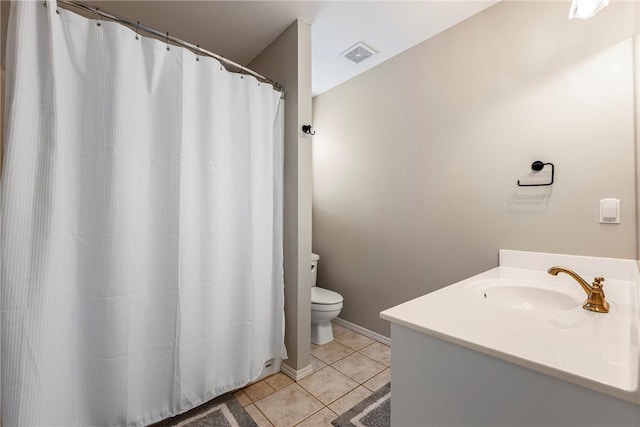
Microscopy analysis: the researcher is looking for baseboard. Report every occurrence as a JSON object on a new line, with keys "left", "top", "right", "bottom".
{"left": 280, "top": 362, "right": 313, "bottom": 381}
{"left": 333, "top": 317, "right": 391, "bottom": 346}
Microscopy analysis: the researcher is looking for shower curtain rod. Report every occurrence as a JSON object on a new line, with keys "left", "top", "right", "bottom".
{"left": 54, "top": 0, "right": 285, "bottom": 93}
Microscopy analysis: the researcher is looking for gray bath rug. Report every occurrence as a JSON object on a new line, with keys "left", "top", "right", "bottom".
{"left": 332, "top": 383, "right": 390, "bottom": 427}
{"left": 150, "top": 393, "right": 257, "bottom": 427}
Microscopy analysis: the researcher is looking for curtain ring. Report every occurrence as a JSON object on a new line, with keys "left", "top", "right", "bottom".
{"left": 166, "top": 32, "right": 170, "bottom": 51}
{"left": 95, "top": 7, "right": 101, "bottom": 26}
{"left": 195, "top": 44, "right": 200, "bottom": 62}
{"left": 135, "top": 21, "right": 140, "bottom": 40}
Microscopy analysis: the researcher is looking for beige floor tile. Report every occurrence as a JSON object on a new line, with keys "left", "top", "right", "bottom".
{"left": 332, "top": 352, "right": 386, "bottom": 383}
{"left": 310, "top": 355, "right": 327, "bottom": 372}
{"left": 232, "top": 390, "right": 252, "bottom": 407}
{"left": 264, "top": 372, "right": 294, "bottom": 391}
{"left": 358, "top": 341, "right": 391, "bottom": 367}
{"left": 244, "top": 380, "right": 276, "bottom": 402}
{"left": 254, "top": 383, "right": 324, "bottom": 427}
{"left": 295, "top": 407, "right": 338, "bottom": 427}
{"left": 333, "top": 330, "right": 374, "bottom": 351}
{"left": 245, "top": 404, "right": 274, "bottom": 427}
{"left": 362, "top": 368, "right": 391, "bottom": 392}
{"left": 310, "top": 340, "right": 354, "bottom": 365}
{"left": 298, "top": 366, "right": 358, "bottom": 405}
{"left": 330, "top": 322, "right": 350, "bottom": 336}
{"left": 328, "top": 386, "right": 372, "bottom": 415}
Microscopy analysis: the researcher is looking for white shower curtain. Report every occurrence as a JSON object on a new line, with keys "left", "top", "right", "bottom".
{"left": 1, "top": 2, "right": 286, "bottom": 426}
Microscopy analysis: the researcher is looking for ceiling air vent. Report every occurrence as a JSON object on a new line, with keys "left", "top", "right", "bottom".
{"left": 340, "top": 42, "right": 377, "bottom": 64}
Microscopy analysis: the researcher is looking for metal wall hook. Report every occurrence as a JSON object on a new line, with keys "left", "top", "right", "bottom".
{"left": 517, "top": 161, "right": 555, "bottom": 187}
{"left": 302, "top": 124, "right": 315, "bottom": 136}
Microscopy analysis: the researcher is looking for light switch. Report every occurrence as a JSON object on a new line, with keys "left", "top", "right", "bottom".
{"left": 600, "top": 198, "right": 620, "bottom": 224}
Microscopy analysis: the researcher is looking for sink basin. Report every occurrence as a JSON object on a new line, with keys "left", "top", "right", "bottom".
{"left": 474, "top": 280, "right": 581, "bottom": 312}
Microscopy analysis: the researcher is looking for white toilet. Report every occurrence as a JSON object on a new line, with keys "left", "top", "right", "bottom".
{"left": 311, "top": 253, "right": 344, "bottom": 345}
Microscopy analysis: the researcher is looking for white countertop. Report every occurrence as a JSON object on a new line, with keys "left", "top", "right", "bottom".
{"left": 380, "top": 250, "right": 640, "bottom": 404}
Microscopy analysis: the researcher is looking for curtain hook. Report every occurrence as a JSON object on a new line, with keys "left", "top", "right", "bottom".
{"left": 166, "top": 32, "right": 170, "bottom": 51}
{"left": 135, "top": 21, "right": 140, "bottom": 40}
{"left": 94, "top": 7, "right": 101, "bottom": 26}
{"left": 43, "top": 1, "right": 47, "bottom": 8}
{"left": 195, "top": 44, "right": 200, "bottom": 62}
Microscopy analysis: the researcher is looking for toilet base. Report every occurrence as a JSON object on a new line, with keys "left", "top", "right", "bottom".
{"left": 311, "top": 320, "right": 335, "bottom": 345}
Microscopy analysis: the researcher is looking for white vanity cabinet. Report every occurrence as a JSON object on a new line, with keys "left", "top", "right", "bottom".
{"left": 389, "top": 323, "right": 640, "bottom": 427}
{"left": 381, "top": 250, "right": 640, "bottom": 426}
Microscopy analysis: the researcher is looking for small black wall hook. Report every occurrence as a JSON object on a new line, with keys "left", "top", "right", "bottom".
{"left": 517, "top": 161, "right": 555, "bottom": 187}
{"left": 302, "top": 124, "right": 315, "bottom": 136}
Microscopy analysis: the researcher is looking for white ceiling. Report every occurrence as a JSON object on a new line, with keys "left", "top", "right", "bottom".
{"left": 308, "top": 1, "right": 498, "bottom": 95}
{"left": 2, "top": 1, "right": 499, "bottom": 96}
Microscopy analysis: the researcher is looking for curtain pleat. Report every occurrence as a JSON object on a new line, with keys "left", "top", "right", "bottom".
{"left": 1, "top": 2, "right": 286, "bottom": 426}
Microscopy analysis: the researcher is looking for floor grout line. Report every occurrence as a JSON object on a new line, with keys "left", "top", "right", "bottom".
{"left": 253, "top": 402, "right": 275, "bottom": 427}
{"left": 248, "top": 325, "right": 390, "bottom": 427}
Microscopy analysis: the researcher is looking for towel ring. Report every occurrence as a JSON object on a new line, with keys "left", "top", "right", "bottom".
{"left": 517, "top": 161, "right": 554, "bottom": 187}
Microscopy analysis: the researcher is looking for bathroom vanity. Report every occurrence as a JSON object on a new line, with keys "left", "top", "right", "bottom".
{"left": 380, "top": 250, "right": 640, "bottom": 427}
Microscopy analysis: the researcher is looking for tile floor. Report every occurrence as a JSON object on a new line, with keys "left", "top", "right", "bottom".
{"left": 233, "top": 322, "right": 391, "bottom": 427}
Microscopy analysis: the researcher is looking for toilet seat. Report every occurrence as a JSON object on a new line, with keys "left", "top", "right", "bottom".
{"left": 312, "top": 287, "right": 343, "bottom": 304}
{"left": 312, "top": 287, "right": 343, "bottom": 312}
{"left": 312, "top": 301, "right": 343, "bottom": 312}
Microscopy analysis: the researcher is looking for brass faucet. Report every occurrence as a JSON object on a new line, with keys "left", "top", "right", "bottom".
{"left": 547, "top": 266, "right": 609, "bottom": 313}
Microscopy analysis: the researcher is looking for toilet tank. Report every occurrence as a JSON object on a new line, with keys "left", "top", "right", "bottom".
{"left": 311, "top": 253, "right": 320, "bottom": 286}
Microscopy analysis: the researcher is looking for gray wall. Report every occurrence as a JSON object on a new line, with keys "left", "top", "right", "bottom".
{"left": 250, "top": 20, "right": 313, "bottom": 373}
{"left": 312, "top": 1, "right": 639, "bottom": 337}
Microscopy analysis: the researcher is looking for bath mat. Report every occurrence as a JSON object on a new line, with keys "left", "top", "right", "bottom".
{"left": 150, "top": 393, "right": 257, "bottom": 427}
{"left": 332, "top": 383, "right": 390, "bottom": 427}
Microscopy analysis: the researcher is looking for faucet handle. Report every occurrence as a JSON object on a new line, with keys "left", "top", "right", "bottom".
{"left": 592, "top": 277, "right": 606, "bottom": 298}
{"left": 583, "top": 276, "right": 609, "bottom": 313}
